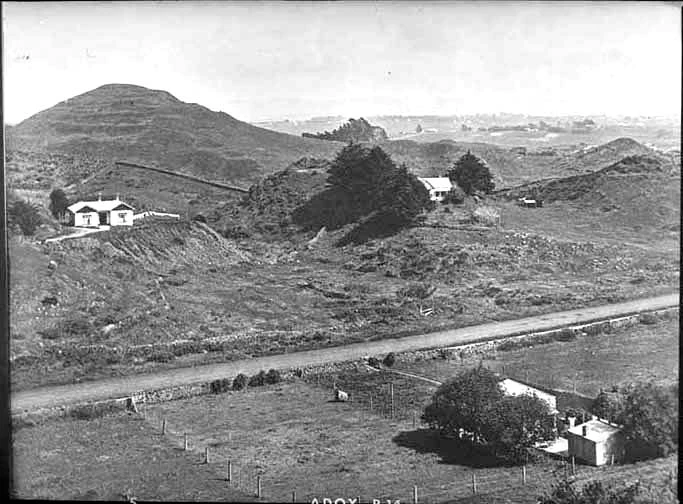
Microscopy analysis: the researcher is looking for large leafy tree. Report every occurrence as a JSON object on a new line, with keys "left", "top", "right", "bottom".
{"left": 423, "top": 365, "right": 504, "bottom": 443}
{"left": 49, "top": 188, "right": 70, "bottom": 218}
{"left": 447, "top": 151, "right": 495, "bottom": 195}
{"left": 423, "top": 365, "right": 554, "bottom": 463}
{"left": 483, "top": 394, "right": 555, "bottom": 463}
{"left": 617, "top": 381, "right": 678, "bottom": 461}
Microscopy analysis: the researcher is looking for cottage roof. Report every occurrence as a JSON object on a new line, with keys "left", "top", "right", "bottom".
{"left": 418, "top": 177, "right": 453, "bottom": 192}
{"left": 498, "top": 378, "right": 559, "bottom": 413}
{"left": 68, "top": 198, "right": 134, "bottom": 213}
{"left": 567, "top": 419, "right": 622, "bottom": 443}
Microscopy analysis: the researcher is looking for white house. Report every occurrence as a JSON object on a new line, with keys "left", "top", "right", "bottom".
{"left": 417, "top": 177, "right": 453, "bottom": 202}
{"left": 499, "top": 377, "right": 558, "bottom": 414}
{"left": 566, "top": 419, "right": 625, "bottom": 466}
{"left": 67, "top": 195, "right": 134, "bottom": 228}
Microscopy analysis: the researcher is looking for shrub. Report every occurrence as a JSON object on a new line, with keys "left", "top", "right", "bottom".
{"left": 556, "top": 328, "right": 577, "bottom": 342}
{"left": 383, "top": 352, "right": 396, "bottom": 367}
{"left": 8, "top": 199, "right": 42, "bottom": 236}
{"left": 248, "top": 370, "right": 267, "bottom": 387}
{"left": 210, "top": 378, "right": 232, "bottom": 394}
{"left": 265, "top": 368, "right": 282, "bottom": 384}
{"left": 471, "top": 206, "right": 500, "bottom": 226}
{"left": 232, "top": 373, "right": 248, "bottom": 390}
{"left": 147, "top": 349, "right": 175, "bottom": 363}
{"left": 442, "top": 186, "right": 466, "bottom": 205}
{"left": 367, "top": 357, "right": 381, "bottom": 368}
{"left": 639, "top": 313, "right": 657, "bottom": 325}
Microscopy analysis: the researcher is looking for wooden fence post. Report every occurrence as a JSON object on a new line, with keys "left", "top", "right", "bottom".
{"left": 227, "top": 460, "right": 232, "bottom": 482}
{"left": 472, "top": 473, "right": 477, "bottom": 494}
{"left": 413, "top": 411, "right": 417, "bottom": 429}
{"left": 369, "top": 393, "right": 373, "bottom": 412}
{"left": 522, "top": 465, "right": 527, "bottom": 485}
{"left": 292, "top": 491, "right": 296, "bottom": 503}
{"left": 257, "top": 475, "right": 262, "bottom": 498}
{"left": 184, "top": 433, "right": 189, "bottom": 451}
{"left": 610, "top": 454, "right": 614, "bottom": 466}
{"left": 571, "top": 456, "right": 576, "bottom": 475}
{"left": 413, "top": 485, "right": 418, "bottom": 504}
{"left": 390, "top": 383, "right": 395, "bottom": 419}
{"left": 162, "top": 418, "right": 167, "bottom": 435}
{"left": 205, "top": 446, "right": 210, "bottom": 464}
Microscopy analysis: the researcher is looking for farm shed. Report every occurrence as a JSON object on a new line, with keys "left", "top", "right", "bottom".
{"left": 67, "top": 195, "right": 134, "bottom": 228}
{"left": 417, "top": 177, "right": 454, "bottom": 202}
{"left": 566, "top": 419, "right": 625, "bottom": 466}
{"left": 499, "top": 378, "right": 558, "bottom": 414}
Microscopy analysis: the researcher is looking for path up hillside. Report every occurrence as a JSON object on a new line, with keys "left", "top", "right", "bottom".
{"left": 7, "top": 84, "right": 342, "bottom": 186}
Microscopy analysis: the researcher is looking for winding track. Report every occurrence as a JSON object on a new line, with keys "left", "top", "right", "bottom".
{"left": 11, "top": 293, "right": 678, "bottom": 413}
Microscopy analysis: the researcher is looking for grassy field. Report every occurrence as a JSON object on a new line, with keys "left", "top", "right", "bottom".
{"left": 391, "top": 314, "right": 679, "bottom": 399}
{"left": 11, "top": 411, "right": 255, "bottom": 501}
{"left": 130, "top": 377, "right": 676, "bottom": 503}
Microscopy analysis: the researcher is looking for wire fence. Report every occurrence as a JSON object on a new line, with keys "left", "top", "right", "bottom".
{"left": 136, "top": 371, "right": 678, "bottom": 503}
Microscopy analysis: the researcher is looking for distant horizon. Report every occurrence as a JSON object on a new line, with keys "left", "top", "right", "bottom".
{"left": 3, "top": 81, "right": 679, "bottom": 128}
{"left": 4, "top": 2, "right": 681, "bottom": 125}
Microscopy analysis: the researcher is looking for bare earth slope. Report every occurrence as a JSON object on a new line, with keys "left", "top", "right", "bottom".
{"left": 7, "top": 83, "right": 342, "bottom": 186}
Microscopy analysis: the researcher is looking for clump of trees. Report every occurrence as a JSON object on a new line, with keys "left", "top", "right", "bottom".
{"left": 293, "top": 143, "right": 433, "bottom": 244}
{"left": 422, "top": 365, "right": 554, "bottom": 463}
{"left": 447, "top": 151, "right": 495, "bottom": 195}
{"left": 591, "top": 381, "right": 678, "bottom": 462}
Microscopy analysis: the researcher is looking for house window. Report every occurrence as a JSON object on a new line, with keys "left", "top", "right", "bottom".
{"left": 118, "top": 212, "right": 127, "bottom": 222}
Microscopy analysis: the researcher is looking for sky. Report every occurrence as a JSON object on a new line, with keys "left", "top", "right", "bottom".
{"left": 3, "top": 1, "right": 681, "bottom": 124}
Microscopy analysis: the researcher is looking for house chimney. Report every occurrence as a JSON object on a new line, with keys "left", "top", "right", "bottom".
{"left": 115, "top": 193, "right": 120, "bottom": 201}
{"left": 582, "top": 425, "right": 588, "bottom": 437}
{"left": 568, "top": 416, "right": 576, "bottom": 429}
{"left": 98, "top": 192, "right": 102, "bottom": 201}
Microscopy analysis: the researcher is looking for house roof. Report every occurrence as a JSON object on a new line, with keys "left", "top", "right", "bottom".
{"left": 68, "top": 198, "right": 134, "bottom": 213}
{"left": 499, "top": 378, "right": 559, "bottom": 413}
{"left": 418, "top": 177, "right": 453, "bottom": 192}
{"left": 567, "top": 419, "right": 622, "bottom": 443}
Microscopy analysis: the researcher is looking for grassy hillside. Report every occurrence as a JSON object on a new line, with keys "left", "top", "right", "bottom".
{"left": 377, "top": 137, "right": 666, "bottom": 188}
{"left": 7, "top": 83, "right": 342, "bottom": 186}
{"left": 496, "top": 154, "right": 680, "bottom": 249}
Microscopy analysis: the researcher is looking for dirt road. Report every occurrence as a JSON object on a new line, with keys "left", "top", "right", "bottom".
{"left": 11, "top": 294, "right": 678, "bottom": 413}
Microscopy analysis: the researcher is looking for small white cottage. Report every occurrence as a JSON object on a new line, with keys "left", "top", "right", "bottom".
{"left": 566, "top": 419, "right": 625, "bottom": 466}
{"left": 417, "top": 177, "right": 453, "bottom": 202}
{"left": 66, "top": 195, "right": 134, "bottom": 228}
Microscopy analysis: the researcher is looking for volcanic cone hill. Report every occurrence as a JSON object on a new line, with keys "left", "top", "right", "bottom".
{"left": 7, "top": 84, "right": 342, "bottom": 186}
